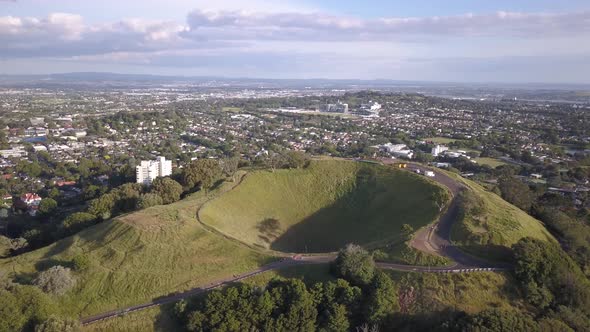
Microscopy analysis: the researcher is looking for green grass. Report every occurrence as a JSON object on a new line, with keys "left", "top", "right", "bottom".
{"left": 0, "top": 175, "right": 272, "bottom": 318}
{"left": 388, "top": 271, "right": 524, "bottom": 314}
{"left": 424, "top": 137, "right": 465, "bottom": 144}
{"left": 244, "top": 264, "right": 335, "bottom": 287}
{"left": 221, "top": 107, "right": 243, "bottom": 112}
{"left": 200, "top": 160, "right": 447, "bottom": 253}
{"left": 82, "top": 305, "right": 181, "bottom": 332}
{"left": 474, "top": 157, "right": 507, "bottom": 168}
{"left": 373, "top": 241, "right": 452, "bottom": 267}
{"left": 449, "top": 173, "right": 555, "bottom": 260}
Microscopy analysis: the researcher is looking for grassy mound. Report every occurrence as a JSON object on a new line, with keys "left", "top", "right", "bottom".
{"left": 450, "top": 174, "right": 555, "bottom": 261}
{"left": 199, "top": 160, "right": 448, "bottom": 253}
{"left": 0, "top": 176, "right": 271, "bottom": 318}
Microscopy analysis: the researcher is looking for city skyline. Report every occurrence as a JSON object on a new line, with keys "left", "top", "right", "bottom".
{"left": 1, "top": 0, "right": 589, "bottom": 83}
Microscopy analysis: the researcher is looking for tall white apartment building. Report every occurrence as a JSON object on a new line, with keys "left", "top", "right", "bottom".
{"left": 431, "top": 145, "right": 449, "bottom": 157}
{"left": 136, "top": 156, "right": 172, "bottom": 185}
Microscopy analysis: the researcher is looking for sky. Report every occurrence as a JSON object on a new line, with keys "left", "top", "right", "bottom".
{"left": 1, "top": 0, "right": 589, "bottom": 83}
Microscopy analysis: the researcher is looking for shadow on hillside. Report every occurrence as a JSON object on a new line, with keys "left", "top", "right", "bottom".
{"left": 34, "top": 258, "right": 74, "bottom": 271}
{"left": 42, "top": 235, "right": 75, "bottom": 259}
{"left": 151, "top": 303, "right": 186, "bottom": 331}
{"left": 450, "top": 243, "right": 514, "bottom": 265}
{"left": 270, "top": 165, "right": 424, "bottom": 253}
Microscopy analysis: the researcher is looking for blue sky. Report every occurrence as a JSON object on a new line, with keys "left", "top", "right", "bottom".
{"left": 1, "top": 0, "right": 589, "bottom": 83}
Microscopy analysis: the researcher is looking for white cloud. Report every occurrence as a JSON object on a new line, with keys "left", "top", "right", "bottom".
{"left": 0, "top": 8, "right": 589, "bottom": 82}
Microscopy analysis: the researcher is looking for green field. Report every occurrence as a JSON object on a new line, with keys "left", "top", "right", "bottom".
{"left": 474, "top": 157, "right": 507, "bottom": 168}
{"left": 221, "top": 107, "right": 243, "bottom": 112}
{"left": 0, "top": 176, "right": 272, "bottom": 318}
{"left": 199, "top": 160, "right": 448, "bottom": 253}
{"left": 424, "top": 137, "right": 465, "bottom": 144}
{"left": 450, "top": 173, "right": 555, "bottom": 260}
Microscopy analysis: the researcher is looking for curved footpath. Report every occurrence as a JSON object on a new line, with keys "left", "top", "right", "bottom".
{"left": 81, "top": 160, "right": 509, "bottom": 325}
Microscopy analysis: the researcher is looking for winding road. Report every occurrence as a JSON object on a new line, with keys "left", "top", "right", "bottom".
{"left": 81, "top": 160, "right": 508, "bottom": 326}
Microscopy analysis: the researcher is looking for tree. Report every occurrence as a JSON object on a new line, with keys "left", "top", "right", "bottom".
{"left": 498, "top": 176, "right": 533, "bottom": 212}
{"left": 401, "top": 224, "right": 414, "bottom": 239}
{"left": 220, "top": 157, "right": 240, "bottom": 180}
{"left": 35, "top": 316, "right": 80, "bottom": 332}
{"left": 0, "top": 283, "right": 55, "bottom": 332}
{"left": 365, "top": 272, "right": 398, "bottom": 324}
{"left": 38, "top": 198, "right": 58, "bottom": 216}
{"left": 151, "top": 177, "right": 183, "bottom": 204}
{"left": 71, "top": 254, "right": 90, "bottom": 271}
{"left": 136, "top": 193, "right": 163, "bottom": 209}
{"left": 9, "top": 237, "right": 28, "bottom": 254}
{"left": 325, "top": 303, "right": 350, "bottom": 332}
{"left": 87, "top": 193, "right": 116, "bottom": 220}
{"left": 61, "top": 212, "right": 96, "bottom": 235}
{"left": 267, "top": 153, "right": 286, "bottom": 172}
{"left": 457, "top": 309, "right": 538, "bottom": 332}
{"left": 333, "top": 244, "right": 376, "bottom": 286}
{"left": 284, "top": 151, "right": 310, "bottom": 169}
{"left": 33, "top": 266, "right": 76, "bottom": 296}
{"left": 181, "top": 159, "right": 222, "bottom": 191}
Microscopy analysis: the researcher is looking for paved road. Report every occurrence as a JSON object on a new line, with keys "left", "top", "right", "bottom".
{"left": 380, "top": 159, "right": 508, "bottom": 268}
{"left": 81, "top": 159, "right": 507, "bottom": 325}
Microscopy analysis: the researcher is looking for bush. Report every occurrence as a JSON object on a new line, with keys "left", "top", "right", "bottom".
{"left": 151, "top": 177, "right": 183, "bottom": 204}
{"left": 71, "top": 254, "right": 90, "bottom": 271}
{"left": 136, "top": 193, "right": 164, "bottom": 209}
{"left": 33, "top": 266, "right": 76, "bottom": 296}
{"left": 61, "top": 212, "right": 97, "bottom": 235}
{"left": 333, "top": 244, "right": 375, "bottom": 286}
{"left": 35, "top": 316, "right": 80, "bottom": 332}
{"left": 38, "top": 198, "right": 58, "bottom": 215}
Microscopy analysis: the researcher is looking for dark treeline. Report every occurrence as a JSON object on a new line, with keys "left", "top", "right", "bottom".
{"left": 169, "top": 240, "right": 590, "bottom": 332}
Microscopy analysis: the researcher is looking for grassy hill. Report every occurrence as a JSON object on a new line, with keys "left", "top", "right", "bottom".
{"left": 199, "top": 160, "right": 448, "bottom": 253}
{"left": 0, "top": 175, "right": 271, "bottom": 318}
{"left": 450, "top": 173, "right": 555, "bottom": 261}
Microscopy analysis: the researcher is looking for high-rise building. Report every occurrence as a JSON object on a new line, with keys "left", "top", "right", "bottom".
{"left": 136, "top": 156, "right": 172, "bottom": 185}
{"left": 431, "top": 145, "right": 449, "bottom": 157}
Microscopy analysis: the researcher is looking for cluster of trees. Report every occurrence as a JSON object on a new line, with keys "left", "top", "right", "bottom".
{"left": 494, "top": 174, "right": 590, "bottom": 276}
{"left": 175, "top": 244, "right": 397, "bottom": 332}
{"left": 511, "top": 237, "right": 590, "bottom": 330}
{"left": 170, "top": 241, "right": 590, "bottom": 332}
{"left": 0, "top": 276, "right": 78, "bottom": 332}
{"left": 255, "top": 151, "right": 312, "bottom": 172}
{"left": 8, "top": 158, "right": 234, "bottom": 255}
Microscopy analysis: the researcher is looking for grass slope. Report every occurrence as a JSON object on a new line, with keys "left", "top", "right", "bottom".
{"left": 200, "top": 160, "right": 447, "bottom": 253}
{"left": 450, "top": 173, "right": 555, "bottom": 260}
{"left": 0, "top": 175, "right": 271, "bottom": 318}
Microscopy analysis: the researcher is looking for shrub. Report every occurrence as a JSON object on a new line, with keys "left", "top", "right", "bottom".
{"left": 333, "top": 244, "right": 375, "bottom": 286}
{"left": 33, "top": 266, "right": 76, "bottom": 296}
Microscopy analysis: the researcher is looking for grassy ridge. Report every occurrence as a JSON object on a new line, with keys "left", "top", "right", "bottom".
{"left": 450, "top": 173, "right": 555, "bottom": 260}
{"left": 0, "top": 175, "right": 271, "bottom": 317}
{"left": 200, "top": 160, "right": 447, "bottom": 253}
